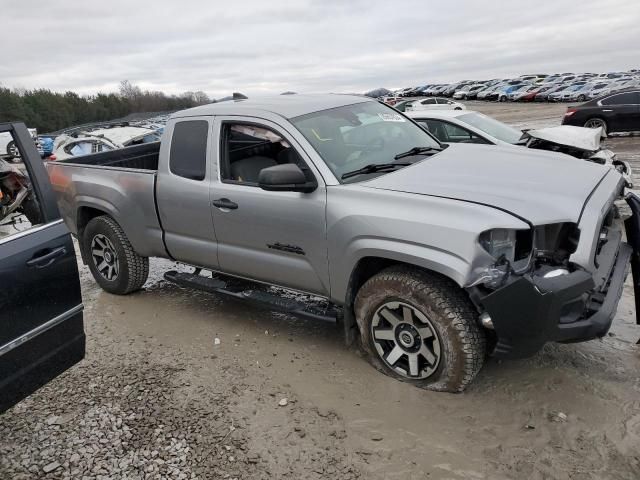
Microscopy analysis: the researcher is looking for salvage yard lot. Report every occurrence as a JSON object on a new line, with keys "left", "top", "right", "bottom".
{"left": 1, "top": 102, "right": 640, "bottom": 480}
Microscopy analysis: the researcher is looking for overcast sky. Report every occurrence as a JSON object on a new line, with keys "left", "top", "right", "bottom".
{"left": 2, "top": 0, "right": 638, "bottom": 98}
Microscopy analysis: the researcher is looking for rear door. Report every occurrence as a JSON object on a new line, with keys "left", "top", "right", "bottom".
{"left": 155, "top": 117, "right": 219, "bottom": 268}
{"left": 0, "top": 123, "right": 84, "bottom": 414}
{"left": 599, "top": 92, "right": 640, "bottom": 131}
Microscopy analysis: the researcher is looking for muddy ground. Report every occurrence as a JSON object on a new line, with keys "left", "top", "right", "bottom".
{"left": 1, "top": 102, "right": 640, "bottom": 480}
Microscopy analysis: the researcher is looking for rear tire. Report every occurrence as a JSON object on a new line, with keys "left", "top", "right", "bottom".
{"left": 584, "top": 117, "right": 608, "bottom": 136}
{"left": 5, "top": 141, "right": 18, "bottom": 160}
{"left": 355, "top": 266, "right": 486, "bottom": 392}
{"left": 83, "top": 215, "right": 149, "bottom": 294}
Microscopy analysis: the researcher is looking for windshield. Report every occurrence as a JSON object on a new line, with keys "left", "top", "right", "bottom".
{"left": 291, "top": 101, "right": 441, "bottom": 183}
{"left": 457, "top": 112, "right": 522, "bottom": 144}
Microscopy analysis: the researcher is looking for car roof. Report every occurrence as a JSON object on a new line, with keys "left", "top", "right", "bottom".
{"left": 79, "top": 126, "right": 156, "bottom": 145}
{"left": 172, "top": 94, "right": 372, "bottom": 120}
{"left": 404, "top": 109, "right": 470, "bottom": 120}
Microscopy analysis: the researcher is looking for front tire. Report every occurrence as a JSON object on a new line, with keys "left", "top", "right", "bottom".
{"left": 355, "top": 266, "right": 486, "bottom": 392}
{"left": 83, "top": 215, "right": 149, "bottom": 294}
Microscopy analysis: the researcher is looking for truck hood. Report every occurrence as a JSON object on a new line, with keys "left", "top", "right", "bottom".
{"left": 362, "top": 143, "right": 610, "bottom": 224}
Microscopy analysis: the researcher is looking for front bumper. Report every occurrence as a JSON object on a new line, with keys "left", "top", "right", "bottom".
{"left": 479, "top": 193, "right": 640, "bottom": 359}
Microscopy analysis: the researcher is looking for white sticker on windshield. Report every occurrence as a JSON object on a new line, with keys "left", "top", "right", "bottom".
{"left": 378, "top": 113, "right": 405, "bottom": 122}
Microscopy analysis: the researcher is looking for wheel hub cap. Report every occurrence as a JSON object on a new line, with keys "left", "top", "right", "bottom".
{"left": 399, "top": 331, "right": 415, "bottom": 347}
{"left": 371, "top": 301, "right": 442, "bottom": 379}
{"left": 91, "top": 234, "right": 119, "bottom": 281}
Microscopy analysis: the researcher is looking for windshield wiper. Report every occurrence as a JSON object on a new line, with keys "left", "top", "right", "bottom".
{"left": 341, "top": 162, "right": 412, "bottom": 180}
{"left": 394, "top": 146, "right": 443, "bottom": 160}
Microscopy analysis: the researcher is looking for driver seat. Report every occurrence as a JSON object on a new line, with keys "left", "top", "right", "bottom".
{"left": 230, "top": 156, "right": 277, "bottom": 183}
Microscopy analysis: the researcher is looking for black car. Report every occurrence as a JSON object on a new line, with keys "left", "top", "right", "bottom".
{"left": 0, "top": 122, "right": 85, "bottom": 414}
{"left": 562, "top": 89, "right": 640, "bottom": 135}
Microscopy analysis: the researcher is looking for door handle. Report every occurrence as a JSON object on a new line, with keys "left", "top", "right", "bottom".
{"left": 26, "top": 246, "right": 67, "bottom": 268}
{"left": 212, "top": 198, "right": 238, "bottom": 210}
{"left": 602, "top": 109, "right": 613, "bottom": 112}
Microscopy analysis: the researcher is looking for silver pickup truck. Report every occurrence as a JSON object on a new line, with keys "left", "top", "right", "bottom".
{"left": 47, "top": 94, "right": 640, "bottom": 392}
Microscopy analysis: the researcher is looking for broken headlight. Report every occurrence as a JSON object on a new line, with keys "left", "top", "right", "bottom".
{"left": 470, "top": 228, "right": 533, "bottom": 288}
{"left": 479, "top": 228, "right": 533, "bottom": 264}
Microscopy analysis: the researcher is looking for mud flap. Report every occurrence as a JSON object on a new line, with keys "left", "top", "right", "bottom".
{"left": 624, "top": 192, "right": 640, "bottom": 341}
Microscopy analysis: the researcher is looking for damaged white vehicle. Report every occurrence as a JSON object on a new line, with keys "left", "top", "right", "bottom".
{"left": 406, "top": 110, "right": 632, "bottom": 185}
{"left": 0, "top": 128, "right": 40, "bottom": 160}
{"left": 520, "top": 125, "right": 631, "bottom": 185}
{"left": 51, "top": 126, "right": 160, "bottom": 161}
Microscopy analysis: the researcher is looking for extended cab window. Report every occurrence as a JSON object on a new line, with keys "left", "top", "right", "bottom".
{"left": 169, "top": 120, "right": 208, "bottom": 180}
{"left": 220, "top": 123, "right": 311, "bottom": 185}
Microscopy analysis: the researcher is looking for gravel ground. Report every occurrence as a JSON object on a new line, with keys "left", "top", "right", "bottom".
{"left": 1, "top": 102, "right": 640, "bottom": 479}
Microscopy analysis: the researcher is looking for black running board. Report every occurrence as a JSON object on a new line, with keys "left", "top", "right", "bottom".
{"left": 164, "top": 270, "right": 339, "bottom": 323}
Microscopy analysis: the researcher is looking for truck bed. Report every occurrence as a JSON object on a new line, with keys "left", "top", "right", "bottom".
{"left": 46, "top": 141, "right": 166, "bottom": 259}
{"left": 56, "top": 142, "right": 160, "bottom": 170}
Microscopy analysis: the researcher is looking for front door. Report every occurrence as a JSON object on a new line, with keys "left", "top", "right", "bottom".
{"left": 209, "top": 117, "right": 329, "bottom": 295}
{"left": 0, "top": 123, "right": 84, "bottom": 413}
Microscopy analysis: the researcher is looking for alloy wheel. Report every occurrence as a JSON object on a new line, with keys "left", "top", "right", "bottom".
{"left": 7, "top": 142, "right": 19, "bottom": 158}
{"left": 584, "top": 118, "right": 607, "bottom": 135}
{"left": 91, "top": 234, "right": 119, "bottom": 281}
{"left": 371, "top": 301, "right": 441, "bottom": 379}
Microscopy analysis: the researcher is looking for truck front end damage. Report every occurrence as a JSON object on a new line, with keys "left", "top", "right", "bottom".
{"left": 468, "top": 173, "right": 638, "bottom": 359}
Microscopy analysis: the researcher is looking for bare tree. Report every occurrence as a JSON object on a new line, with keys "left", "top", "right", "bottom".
{"left": 192, "top": 91, "right": 210, "bottom": 104}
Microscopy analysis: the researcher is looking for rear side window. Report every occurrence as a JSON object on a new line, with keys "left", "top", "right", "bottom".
{"left": 601, "top": 92, "right": 639, "bottom": 105}
{"left": 169, "top": 120, "right": 208, "bottom": 180}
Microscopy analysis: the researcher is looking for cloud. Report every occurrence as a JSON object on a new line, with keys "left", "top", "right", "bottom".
{"left": 1, "top": 0, "right": 638, "bottom": 98}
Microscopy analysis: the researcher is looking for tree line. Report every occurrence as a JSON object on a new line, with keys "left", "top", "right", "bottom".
{"left": 0, "top": 80, "right": 211, "bottom": 133}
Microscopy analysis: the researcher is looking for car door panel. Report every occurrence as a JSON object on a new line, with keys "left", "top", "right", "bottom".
{"left": 156, "top": 117, "right": 219, "bottom": 268}
{"left": 210, "top": 117, "right": 330, "bottom": 295}
{"left": 0, "top": 123, "right": 84, "bottom": 413}
{"left": 600, "top": 92, "right": 640, "bottom": 132}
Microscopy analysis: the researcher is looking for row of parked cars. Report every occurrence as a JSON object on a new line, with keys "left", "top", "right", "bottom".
{"left": 386, "top": 70, "right": 640, "bottom": 103}
{"left": 0, "top": 116, "right": 167, "bottom": 163}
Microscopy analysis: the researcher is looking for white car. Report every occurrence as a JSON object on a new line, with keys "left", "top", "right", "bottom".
{"left": 405, "top": 97, "right": 466, "bottom": 112}
{"left": 0, "top": 128, "right": 39, "bottom": 159}
{"left": 404, "top": 109, "right": 631, "bottom": 184}
{"left": 51, "top": 126, "right": 160, "bottom": 161}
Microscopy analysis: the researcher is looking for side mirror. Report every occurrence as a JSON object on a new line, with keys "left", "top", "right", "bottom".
{"left": 258, "top": 164, "right": 317, "bottom": 193}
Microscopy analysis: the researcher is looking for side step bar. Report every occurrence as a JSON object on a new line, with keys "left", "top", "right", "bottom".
{"left": 164, "top": 270, "right": 339, "bottom": 324}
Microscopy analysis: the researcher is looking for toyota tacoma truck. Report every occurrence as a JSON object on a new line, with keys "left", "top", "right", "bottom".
{"left": 47, "top": 95, "right": 640, "bottom": 392}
